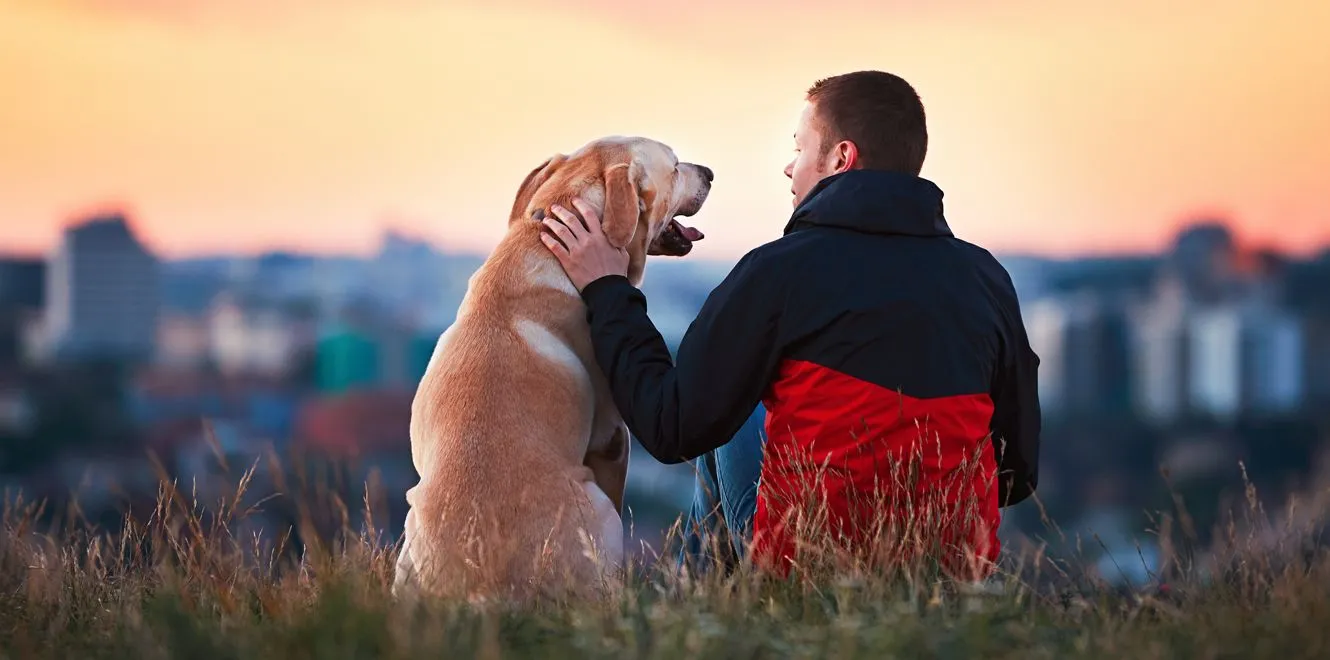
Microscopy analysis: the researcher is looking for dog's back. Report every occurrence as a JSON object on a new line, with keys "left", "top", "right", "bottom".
{"left": 395, "top": 233, "right": 617, "bottom": 603}
{"left": 393, "top": 136, "right": 713, "bottom": 605}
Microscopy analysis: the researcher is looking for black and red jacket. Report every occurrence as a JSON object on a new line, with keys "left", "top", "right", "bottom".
{"left": 580, "top": 169, "right": 1041, "bottom": 577}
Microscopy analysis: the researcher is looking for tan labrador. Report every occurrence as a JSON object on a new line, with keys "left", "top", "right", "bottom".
{"left": 392, "top": 136, "right": 712, "bottom": 605}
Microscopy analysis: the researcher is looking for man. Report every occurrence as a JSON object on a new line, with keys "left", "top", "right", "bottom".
{"left": 539, "top": 70, "right": 1040, "bottom": 580}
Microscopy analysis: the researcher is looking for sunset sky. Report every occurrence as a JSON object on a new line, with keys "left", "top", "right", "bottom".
{"left": 2, "top": 0, "right": 1328, "bottom": 262}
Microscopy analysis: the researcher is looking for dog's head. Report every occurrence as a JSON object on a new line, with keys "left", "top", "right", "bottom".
{"left": 509, "top": 136, "right": 713, "bottom": 267}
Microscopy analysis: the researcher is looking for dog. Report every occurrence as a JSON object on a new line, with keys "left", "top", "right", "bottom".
{"left": 392, "top": 136, "right": 713, "bottom": 605}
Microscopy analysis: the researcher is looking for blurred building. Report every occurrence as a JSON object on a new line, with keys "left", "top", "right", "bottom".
{"left": 1188, "top": 307, "right": 1243, "bottom": 418}
{"left": 207, "top": 292, "right": 317, "bottom": 378}
{"left": 1130, "top": 275, "right": 1193, "bottom": 423}
{"left": 1168, "top": 221, "right": 1240, "bottom": 304}
{"left": 1026, "top": 294, "right": 1133, "bottom": 417}
{"left": 1305, "top": 318, "right": 1330, "bottom": 408}
{"left": 316, "top": 326, "right": 381, "bottom": 393}
{"left": 230, "top": 252, "right": 320, "bottom": 301}
{"left": 314, "top": 300, "right": 437, "bottom": 394}
{"left": 1247, "top": 310, "right": 1304, "bottom": 413}
{"left": 293, "top": 389, "right": 414, "bottom": 463}
{"left": 0, "top": 258, "right": 44, "bottom": 308}
{"left": 1189, "top": 303, "right": 1304, "bottom": 419}
{"left": 1285, "top": 253, "right": 1330, "bottom": 408}
{"left": 127, "top": 369, "right": 304, "bottom": 449}
{"left": 371, "top": 228, "right": 447, "bottom": 325}
{"left": 0, "top": 257, "right": 45, "bottom": 369}
{"left": 996, "top": 256, "right": 1056, "bottom": 304}
{"left": 1126, "top": 220, "right": 1240, "bottom": 424}
{"left": 42, "top": 213, "right": 160, "bottom": 363}
{"left": 155, "top": 312, "right": 211, "bottom": 369}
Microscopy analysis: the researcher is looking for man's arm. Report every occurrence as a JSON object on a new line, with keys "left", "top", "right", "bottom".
{"left": 990, "top": 273, "right": 1042, "bottom": 507}
{"left": 578, "top": 252, "right": 785, "bottom": 464}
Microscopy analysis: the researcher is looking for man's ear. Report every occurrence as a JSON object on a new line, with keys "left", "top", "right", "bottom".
{"left": 509, "top": 154, "right": 566, "bottom": 224}
{"left": 830, "top": 139, "right": 859, "bottom": 173}
{"left": 601, "top": 162, "right": 642, "bottom": 249}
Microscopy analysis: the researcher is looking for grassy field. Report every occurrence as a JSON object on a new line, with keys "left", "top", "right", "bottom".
{"left": 1, "top": 453, "right": 1329, "bottom": 660}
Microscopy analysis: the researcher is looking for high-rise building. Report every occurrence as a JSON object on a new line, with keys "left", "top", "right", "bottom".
{"left": 1131, "top": 275, "right": 1192, "bottom": 423}
{"left": 1188, "top": 302, "right": 1305, "bottom": 419}
{"left": 1244, "top": 308, "right": 1304, "bottom": 414}
{"left": 1026, "top": 298, "right": 1071, "bottom": 414}
{"left": 1026, "top": 294, "right": 1133, "bottom": 418}
{"left": 0, "top": 257, "right": 45, "bottom": 368}
{"left": 1188, "top": 307, "right": 1244, "bottom": 418}
{"left": 44, "top": 212, "right": 161, "bottom": 363}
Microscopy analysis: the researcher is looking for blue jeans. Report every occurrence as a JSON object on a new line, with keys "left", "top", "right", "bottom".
{"left": 678, "top": 403, "right": 767, "bottom": 574}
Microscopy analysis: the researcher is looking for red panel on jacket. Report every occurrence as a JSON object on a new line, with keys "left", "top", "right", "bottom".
{"left": 751, "top": 359, "right": 1002, "bottom": 580}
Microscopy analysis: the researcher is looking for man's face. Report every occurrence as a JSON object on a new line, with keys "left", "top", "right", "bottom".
{"left": 783, "top": 102, "right": 840, "bottom": 208}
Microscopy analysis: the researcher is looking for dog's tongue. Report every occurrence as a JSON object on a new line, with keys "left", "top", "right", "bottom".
{"left": 678, "top": 224, "right": 705, "bottom": 241}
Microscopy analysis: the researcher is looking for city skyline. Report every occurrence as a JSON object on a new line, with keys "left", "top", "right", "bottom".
{"left": 6, "top": 203, "right": 1323, "bottom": 425}
{"left": 3, "top": 0, "right": 1329, "bottom": 261}
{"left": 4, "top": 209, "right": 1328, "bottom": 266}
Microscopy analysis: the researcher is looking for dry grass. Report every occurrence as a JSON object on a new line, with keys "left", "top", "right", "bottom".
{"left": 1, "top": 443, "right": 1329, "bottom": 659}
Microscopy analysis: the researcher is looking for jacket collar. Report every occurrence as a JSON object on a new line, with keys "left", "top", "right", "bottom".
{"left": 783, "top": 169, "right": 953, "bottom": 238}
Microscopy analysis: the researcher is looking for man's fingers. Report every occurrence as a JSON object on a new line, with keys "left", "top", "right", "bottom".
{"left": 539, "top": 216, "right": 577, "bottom": 250}
{"left": 550, "top": 204, "right": 588, "bottom": 238}
{"left": 539, "top": 230, "right": 569, "bottom": 255}
{"left": 572, "top": 198, "right": 602, "bottom": 236}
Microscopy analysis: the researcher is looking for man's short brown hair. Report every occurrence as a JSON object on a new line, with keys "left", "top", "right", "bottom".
{"left": 806, "top": 70, "right": 928, "bottom": 175}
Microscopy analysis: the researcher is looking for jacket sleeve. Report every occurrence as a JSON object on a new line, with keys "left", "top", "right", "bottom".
{"left": 578, "top": 252, "right": 785, "bottom": 464}
{"left": 989, "top": 274, "right": 1042, "bottom": 507}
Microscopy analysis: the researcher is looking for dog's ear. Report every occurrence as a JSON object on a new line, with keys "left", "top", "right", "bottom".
{"left": 509, "top": 154, "right": 565, "bottom": 224}
{"left": 601, "top": 162, "right": 642, "bottom": 249}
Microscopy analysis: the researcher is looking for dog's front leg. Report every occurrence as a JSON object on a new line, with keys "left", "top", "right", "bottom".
{"left": 584, "top": 424, "right": 630, "bottom": 514}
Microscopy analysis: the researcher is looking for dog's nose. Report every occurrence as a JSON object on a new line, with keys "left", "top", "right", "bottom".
{"left": 696, "top": 165, "right": 714, "bottom": 182}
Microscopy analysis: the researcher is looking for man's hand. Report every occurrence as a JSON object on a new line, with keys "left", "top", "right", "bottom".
{"left": 539, "top": 198, "right": 630, "bottom": 292}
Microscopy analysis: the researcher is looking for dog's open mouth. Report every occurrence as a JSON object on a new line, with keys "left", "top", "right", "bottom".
{"left": 650, "top": 217, "right": 705, "bottom": 257}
